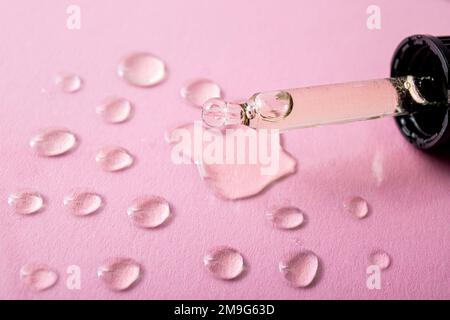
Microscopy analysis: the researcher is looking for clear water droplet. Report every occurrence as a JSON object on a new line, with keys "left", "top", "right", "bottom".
{"left": 30, "top": 128, "right": 77, "bottom": 157}
{"left": 20, "top": 264, "right": 58, "bottom": 291}
{"left": 127, "top": 195, "right": 171, "bottom": 228}
{"left": 117, "top": 52, "right": 166, "bottom": 87}
{"left": 97, "top": 258, "right": 141, "bottom": 291}
{"left": 204, "top": 247, "right": 245, "bottom": 280}
{"left": 369, "top": 250, "right": 391, "bottom": 270}
{"left": 8, "top": 190, "right": 44, "bottom": 215}
{"left": 279, "top": 250, "right": 319, "bottom": 288}
{"left": 96, "top": 97, "right": 132, "bottom": 123}
{"left": 266, "top": 206, "right": 305, "bottom": 230}
{"left": 54, "top": 73, "right": 82, "bottom": 93}
{"left": 64, "top": 189, "right": 103, "bottom": 216}
{"left": 181, "top": 79, "right": 222, "bottom": 107}
{"left": 248, "top": 90, "right": 293, "bottom": 120}
{"left": 343, "top": 196, "right": 369, "bottom": 219}
{"left": 95, "top": 146, "right": 134, "bottom": 172}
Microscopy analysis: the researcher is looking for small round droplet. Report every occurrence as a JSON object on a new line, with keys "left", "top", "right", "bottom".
{"left": 95, "top": 146, "right": 134, "bottom": 172}
{"left": 279, "top": 250, "right": 319, "bottom": 288}
{"left": 8, "top": 190, "right": 44, "bottom": 215}
{"left": 54, "top": 73, "right": 82, "bottom": 93}
{"left": 96, "top": 97, "right": 132, "bottom": 123}
{"left": 127, "top": 195, "right": 171, "bottom": 228}
{"left": 30, "top": 128, "right": 77, "bottom": 157}
{"left": 117, "top": 52, "right": 166, "bottom": 87}
{"left": 204, "top": 246, "right": 245, "bottom": 280}
{"left": 97, "top": 258, "right": 141, "bottom": 291}
{"left": 20, "top": 264, "right": 58, "bottom": 291}
{"left": 266, "top": 206, "right": 305, "bottom": 230}
{"left": 369, "top": 250, "right": 391, "bottom": 270}
{"left": 181, "top": 79, "right": 222, "bottom": 107}
{"left": 343, "top": 196, "right": 369, "bottom": 219}
{"left": 64, "top": 190, "right": 103, "bottom": 216}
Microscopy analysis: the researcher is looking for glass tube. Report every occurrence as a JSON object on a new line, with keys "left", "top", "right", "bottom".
{"left": 202, "top": 76, "right": 443, "bottom": 131}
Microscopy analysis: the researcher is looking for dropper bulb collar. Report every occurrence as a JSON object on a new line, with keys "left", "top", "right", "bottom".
{"left": 391, "top": 34, "right": 450, "bottom": 149}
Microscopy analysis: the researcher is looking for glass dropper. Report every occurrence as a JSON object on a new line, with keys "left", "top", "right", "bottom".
{"left": 202, "top": 76, "right": 447, "bottom": 132}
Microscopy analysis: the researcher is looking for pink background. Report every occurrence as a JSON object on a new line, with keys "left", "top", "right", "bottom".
{"left": 0, "top": 0, "right": 449, "bottom": 299}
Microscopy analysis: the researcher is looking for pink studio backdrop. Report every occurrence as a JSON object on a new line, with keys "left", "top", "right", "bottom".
{"left": 0, "top": 0, "right": 449, "bottom": 299}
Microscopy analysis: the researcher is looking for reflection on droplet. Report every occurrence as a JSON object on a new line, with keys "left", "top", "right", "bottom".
{"left": 95, "top": 146, "right": 134, "bottom": 172}
{"left": 343, "top": 196, "right": 369, "bottom": 219}
{"left": 279, "top": 250, "right": 319, "bottom": 288}
{"left": 8, "top": 190, "right": 44, "bottom": 215}
{"left": 64, "top": 189, "right": 103, "bottom": 216}
{"left": 20, "top": 264, "right": 58, "bottom": 291}
{"left": 54, "top": 73, "right": 82, "bottom": 93}
{"left": 266, "top": 206, "right": 305, "bottom": 230}
{"left": 96, "top": 97, "right": 132, "bottom": 123}
{"left": 127, "top": 195, "right": 171, "bottom": 228}
{"left": 117, "top": 52, "right": 166, "bottom": 87}
{"left": 30, "top": 128, "right": 77, "bottom": 157}
{"left": 204, "top": 247, "right": 245, "bottom": 280}
{"left": 97, "top": 258, "right": 141, "bottom": 291}
{"left": 181, "top": 79, "right": 222, "bottom": 107}
{"left": 369, "top": 250, "right": 391, "bottom": 270}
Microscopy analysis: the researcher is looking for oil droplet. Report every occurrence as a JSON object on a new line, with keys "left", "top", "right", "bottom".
{"left": 97, "top": 258, "right": 141, "bottom": 291}
{"left": 343, "top": 196, "right": 369, "bottom": 219}
{"left": 95, "top": 146, "right": 134, "bottom": 172}
{"left": 96, "top": 97, "right": 132, "bottom": 123}
{"left": 204, "top": 247, "right": 245, "bottom": 280}
{"left": 64, "top": 189, "right": 103, "bottom": 216}
{"left": 54, "top": 73, "right": 82, "bottom": 93}
{"left": 266, "top": 206, "right": 305, "bottom": 230}
{"left": 30, "top": 128, "right": 77, "bottom": 157}
{"left": 279, "top": 250, "right": 319, "bottom": 288}
{"left": 117, "top": 52, "right": 166, "bottom": 87}
{"left": 166, "top": 123, "right": 296, "bottom": 200}
{"left": 181, "top": 79, "right": 222, "bottom": 107}
{"left": 127, "top": 195, "right": 171, "bottom": 228}
{"left": 369, "top": 250, "right": 391, "bottom": 270}
{"left": 8, "top": 190, "right": 44, "bottom": 215}
{"left": 20, "top": 264, "right": 58, "bottom": 291}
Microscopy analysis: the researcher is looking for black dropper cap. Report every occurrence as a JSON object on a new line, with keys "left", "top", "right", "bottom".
{"left": 391, "top": 34, "right": 450, "bottom": 150}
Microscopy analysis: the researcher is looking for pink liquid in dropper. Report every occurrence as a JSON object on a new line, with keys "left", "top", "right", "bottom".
{"left": 202, "top": 76, "right": 437, "bottom": 131}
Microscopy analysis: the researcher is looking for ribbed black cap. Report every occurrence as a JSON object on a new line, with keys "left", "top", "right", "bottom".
{"left": 391, "top": 35, "right": 450, "bottom": 149}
